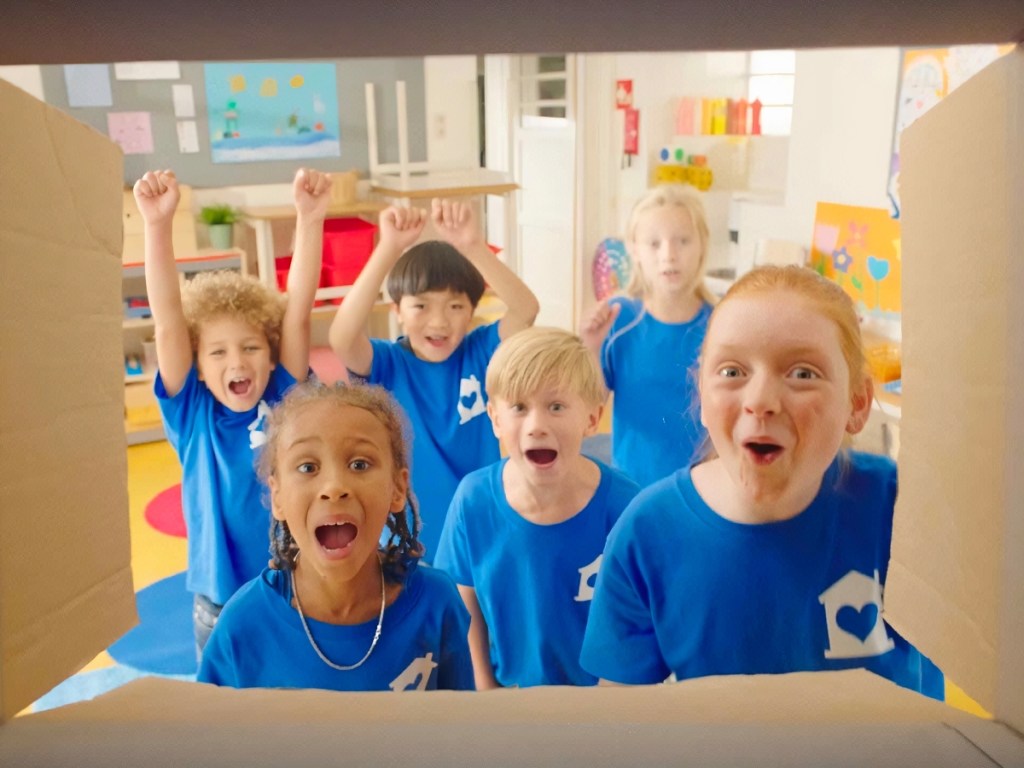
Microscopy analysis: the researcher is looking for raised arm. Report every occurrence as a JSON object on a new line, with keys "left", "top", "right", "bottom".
{"left": 278, "top": 168, "right": 331, "bottom": 380}
{"left": 134, "top": 170, "right": 192, "bottom": 396}
{"left": 431, "top": 198, "right": 539, "bottom": 340}
{"left": 328, "top": 205, "right": 426, "bottom": 376}
{"left": 579, "top": 298, "right": 621, "bottom": 365}
{"left": 456, "top": 584, "right": 500, "bottom": 690}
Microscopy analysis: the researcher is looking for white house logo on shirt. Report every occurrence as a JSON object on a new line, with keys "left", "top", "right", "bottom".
{"left": 389, "top": 652, "right": 438, "bottom": 691}
{"left": 818, "top": 569, "right": 895, "bottom": 659}
{"left": 574, "top": 554, "right": 603, "bottom": 602}
{"left": 247, "top": 400, "right": 272, "bottom": 449}
{"left": 456, "top": 374, "right": 487, "bottom": 425}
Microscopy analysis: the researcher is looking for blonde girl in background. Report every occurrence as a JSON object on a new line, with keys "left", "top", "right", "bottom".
{"left": 581, "top": 265, "right": 944, "bottom": 698}
{"left": 197, "top": 381, "right": 474, "bottom": 692}
{"left": 581, "top": 184, "right": 716, "bottom": 488}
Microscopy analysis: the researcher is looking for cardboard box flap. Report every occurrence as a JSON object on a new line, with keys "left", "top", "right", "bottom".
{"left": 0, "top": 80, "right": 136, "bottom": 722}
{"left": 21, "top": 670, "right": 969, "bottom": 726}
{"left": 887, "top": 45, "right": 1024, "bottom": 734}
{"left": 4, "top": 672, "right": 1021, "bottom": 767}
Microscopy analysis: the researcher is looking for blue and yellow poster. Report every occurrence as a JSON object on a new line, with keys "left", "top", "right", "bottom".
{"left": 204, "top": 62, "right": 341, "bottom": 163}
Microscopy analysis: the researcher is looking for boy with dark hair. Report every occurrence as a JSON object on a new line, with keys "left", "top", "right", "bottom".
{"left": 329, "top": 199, "right": 538, "bottom": 558}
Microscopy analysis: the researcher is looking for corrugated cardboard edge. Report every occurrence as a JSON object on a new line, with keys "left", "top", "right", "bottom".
{"left": 887, "top": 46, "right": 1024, "bottom": 735}
{"left": 0, "top": 79, "right": 137, "bottom": 722}
{"left": 4, "top": 672, "right": 1021, "bottom": 767}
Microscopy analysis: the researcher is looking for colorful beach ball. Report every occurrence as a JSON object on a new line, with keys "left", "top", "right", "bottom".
{"left": 592, "top": 238, "right": 631, "bottom": 301}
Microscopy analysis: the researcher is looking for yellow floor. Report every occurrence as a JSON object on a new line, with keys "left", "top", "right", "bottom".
{"left": 78, "top": 436, "right": 988, "bottom": 717}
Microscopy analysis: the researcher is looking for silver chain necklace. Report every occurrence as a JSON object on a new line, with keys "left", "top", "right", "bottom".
{"left": 290, "top": 557, "right": 386, "bottom": 671}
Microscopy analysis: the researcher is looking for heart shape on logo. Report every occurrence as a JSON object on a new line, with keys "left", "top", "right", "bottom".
{"left": 867, "top": 255, "right": 890, "bottom": 282}
{"left": 836, "top": 603, "right": 879, "bottom": 642}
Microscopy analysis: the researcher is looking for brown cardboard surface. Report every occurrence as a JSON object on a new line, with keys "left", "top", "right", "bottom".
{"left": 0, "top": 80, "right": 137, "bottom": 722}
{"left": 3, "top": 36, "right": 1024, "bottom": 768}
{"left": 888, "top": 46, "right": 1024, "bottom": 734}
{"left": 1, "top": 672, "right": 1021, "bottom": 766}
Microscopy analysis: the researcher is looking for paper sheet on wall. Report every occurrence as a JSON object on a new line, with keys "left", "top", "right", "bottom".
{"left": 176, "top": 120, "right": 199, "bottom": 153}
{"left": 107, "top": 111, "right": 154, "bottom": 154}
{"left": 172, "top": 84, "right": 195, "bottom": 117}
{"left": 114, "top": 61, "right": 180, "bottom": 80}
{"left": 64, "top": 64, "right": 112, "bottom": 107}
{"left": 0, "top": 65, "right": 45, "bottom": 101}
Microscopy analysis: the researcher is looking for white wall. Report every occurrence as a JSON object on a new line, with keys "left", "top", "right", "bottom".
{"left": 735, "top": 47, "right": 900, "bottom": 267}
{"left": 424, "top": 56, "right": 481, "bottom": 170}
{"left": 578, "top": 47, "right": 902, "bottom": 292}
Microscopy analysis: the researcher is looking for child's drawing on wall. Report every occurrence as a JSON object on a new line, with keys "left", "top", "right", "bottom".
{"left": 204, "top": 62, "right": 341, "bottom": 163}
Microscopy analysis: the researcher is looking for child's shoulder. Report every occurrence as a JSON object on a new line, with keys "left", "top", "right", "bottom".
{"left": 407, "top": 562, "right": 463, "bottom": 604}
{"left": 843, "top": 450, "right": 897, "bottom": 490}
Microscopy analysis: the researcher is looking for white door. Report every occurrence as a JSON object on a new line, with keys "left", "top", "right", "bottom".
{"left": 511, "top": 55, "right": 579, "bottom": 331}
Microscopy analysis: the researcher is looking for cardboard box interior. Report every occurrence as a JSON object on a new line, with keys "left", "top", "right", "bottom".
{"left": 0, "top": 43, "right": 1022, "bottom": 768}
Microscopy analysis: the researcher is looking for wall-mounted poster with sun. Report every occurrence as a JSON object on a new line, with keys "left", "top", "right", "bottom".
{"left": 204, "top": 62, "right": 341, "bottom": 163}
{"left": 887, "top": 44, "right": 1013, "bottom": 218}
{"left": 810, "top": 203, "right": 901, "bottom": 320}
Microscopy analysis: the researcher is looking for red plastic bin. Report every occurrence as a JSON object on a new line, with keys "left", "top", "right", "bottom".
{"left": 321, "top": 217, "right": 377, "bottom": 288}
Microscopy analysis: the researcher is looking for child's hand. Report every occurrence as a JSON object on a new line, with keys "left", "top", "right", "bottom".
{"left": 431, "top": 198, "right": 483, "bottom": 253}
{"left": 293, "top": 168, "right": 332, "bottom": 220}
{"left": 378, "top": 205, "right": 427, "bottom": 253}
{"left": 580, "top": 299, "right": 621, "bottom": 351}
{"left": 133, "top": 170, "right": 179, "bottom": 226}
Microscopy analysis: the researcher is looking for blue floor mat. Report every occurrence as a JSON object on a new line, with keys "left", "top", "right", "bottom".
{"left": 32, "top": 664, "right": 195, "bottom": 713}
{"left": 107, "top": 571, "right": 197, "bottom": 676}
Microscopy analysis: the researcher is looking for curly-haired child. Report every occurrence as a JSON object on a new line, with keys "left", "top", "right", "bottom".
{"left": 133, "top": 167, "right": 331, "bottom": 656}
{"left": 197, "top": 381, "right": 474, "bottom": 691}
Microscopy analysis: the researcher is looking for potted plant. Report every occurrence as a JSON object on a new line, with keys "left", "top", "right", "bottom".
{"left": 199, "top": 204, "right": 241, "bottom": 250}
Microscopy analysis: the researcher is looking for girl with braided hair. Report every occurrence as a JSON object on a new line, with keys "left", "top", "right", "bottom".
{"left": 197, "top": 381, "right": 474, "bottom": 691}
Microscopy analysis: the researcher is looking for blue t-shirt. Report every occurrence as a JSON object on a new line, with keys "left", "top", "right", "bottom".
{"left": 197, "top": 563, "right": 474, "bottom": 691}
{"left": 156, "top": 365, "right": 297, "bottom": 605}
{"left": 581, "top": 451, "right": 945, "bottom": 699}
{"left": 600, "top": 297, "right": 711, "bottom": 488}
{"left": 434, "top": 458, "right": 641, "bottom": 687}
{"left": 362, "top": 322, "right": 502, "bottom": 560}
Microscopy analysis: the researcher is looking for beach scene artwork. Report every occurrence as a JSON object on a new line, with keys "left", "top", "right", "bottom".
{"left": 204, "top": 62, "right": 341, "bottom": 163}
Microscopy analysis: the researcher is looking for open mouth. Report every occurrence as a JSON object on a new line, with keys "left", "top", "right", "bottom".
{"left": 424, "top": 335, "right": 448, "bottom": 348}
{"left": 744, "top": 441, "right": 783, "bottom": 465}
{"left": 228, "top": 377, "right": 252, "bottom": 396}
{"left": 315, "top": 522, "right": 358, "bottom": 554}
{"left": 525, "top": 449, "right": 558, "bottom": 467}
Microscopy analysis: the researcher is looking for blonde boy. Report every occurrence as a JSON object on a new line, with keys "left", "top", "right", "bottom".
{"left": 433, "top": 327, "right": 640, "bottom": 689}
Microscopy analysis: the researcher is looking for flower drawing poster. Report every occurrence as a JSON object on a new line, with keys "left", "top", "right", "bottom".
{"left": 811, "top": 202, "right": 901, "bottom": 319}
{"left": 204, "top": 62, "right": 341, "bottom": 163}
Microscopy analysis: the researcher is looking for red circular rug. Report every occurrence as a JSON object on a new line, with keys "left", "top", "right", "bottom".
{"left": 144, "top": 484, "right": 186, "bottom": 538}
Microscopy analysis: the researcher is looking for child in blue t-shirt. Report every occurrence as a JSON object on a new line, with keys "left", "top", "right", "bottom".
{"left": 581, "top": 265, "right": 944, "bottom": 700}
{"left": 434, "top": 327, "right": 640, "bottom": 689}
{"left": 329, "top": 199, "right": 539, "bottom": 559}
{"left": 134, "top": 168, "right": 331, "bottom": 654}
{"left": 581, "top": 185, "right": 716, "bottom": 488}
{"left": 197, "top": 381, "right": 474, "bottom": 691}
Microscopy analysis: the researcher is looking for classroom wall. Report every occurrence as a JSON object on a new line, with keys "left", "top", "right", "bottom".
{"left": 34, "top": 58, "right": 428, "bottom": 187}
{"left": 577, "top": 46, "right": 903, "bottom": 311}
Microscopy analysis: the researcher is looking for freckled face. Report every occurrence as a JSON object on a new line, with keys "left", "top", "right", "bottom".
{"left": 699, "top": 292, "right": 861, "bottom": 505}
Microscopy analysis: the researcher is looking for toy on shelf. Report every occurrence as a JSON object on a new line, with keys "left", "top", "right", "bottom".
{"left": 653, "top": 146, "right": 714, "bottom": 191}
{"left": 592, "top": 238, "right": 631, "bottom": 301}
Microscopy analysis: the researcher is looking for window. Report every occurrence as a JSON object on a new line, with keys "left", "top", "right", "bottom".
{"left": 748, "top": 50, "right": 794, "bottom": 136}
{"left": 519, "top": 55, "right": 568, "bottom": 121}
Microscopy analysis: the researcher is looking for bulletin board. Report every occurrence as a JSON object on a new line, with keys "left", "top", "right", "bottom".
{"left": 810, "top": 202, "right": 901, "bottom": 320}
{"left": 38, "top": 58, "right": 427, "bottom": 186}
{"left": 887, "top": 44, "right": 1014, "bottom": 217}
